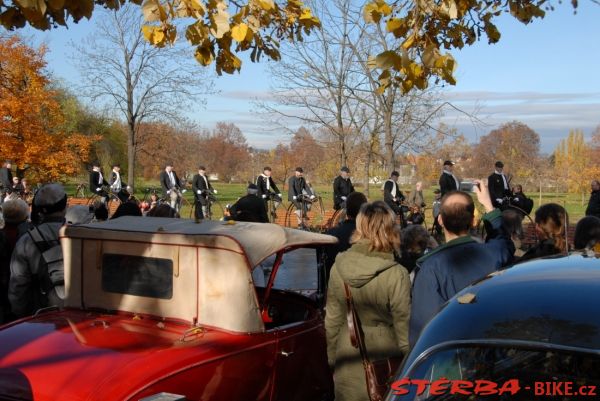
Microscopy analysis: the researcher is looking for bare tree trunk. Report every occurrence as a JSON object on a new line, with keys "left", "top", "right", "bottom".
{"left": 127, "top": 123, "right": 135, "bottom": 191}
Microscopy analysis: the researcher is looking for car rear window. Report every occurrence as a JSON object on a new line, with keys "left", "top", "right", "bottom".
{"left": 392, "top": 345, "right": 600, "bottom": 400}
{"left": 102, "top": 253, "right": 173, "bottom": 299}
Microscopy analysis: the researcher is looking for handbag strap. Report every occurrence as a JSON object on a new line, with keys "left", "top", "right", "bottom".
{"left": 343, "top": 282, "right": 371, "bottom": 365}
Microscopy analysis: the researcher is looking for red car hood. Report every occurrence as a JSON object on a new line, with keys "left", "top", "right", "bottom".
{"left": 0, "top": 310, "right": 256, "bottom": 401}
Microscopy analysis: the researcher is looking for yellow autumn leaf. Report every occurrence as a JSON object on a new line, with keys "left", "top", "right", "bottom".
{"left": 401, "top": 34, "right": 416, "bottom": 49}
{"left": 195, "top": 44, "right": 214, "bottom": 66}
{"left": 210, "top": 8, "right": 230, "bottom": 39}
{"left": 257, "top": 0, "right": 275, "bottom": 11}
{"left": 142, "top": 0, "right": 167, "bottom": 23}
{"left": 142, "top": 25, "right": 166, "bottom": 47}
{"left": 373, "top": 50, "right": 402, "bottom": 70}
{"left": 231, "top": 22, "right": 249, "bottom": 42}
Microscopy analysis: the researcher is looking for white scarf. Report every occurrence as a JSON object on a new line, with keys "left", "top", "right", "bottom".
{"left": 168, "top": 171, "right": 175, "bottom": 187}
{"left": 495, "top": 170, "right": 508, "bottom": 190}
{"left": 93, "top": 168, "right": 103, "bottom": 185}
{"left": 201, "top": 174, "right": 208, "bottom": 189}
{"left": 112, "top": 170, "right": 121, "bottom": 190}
{"left": 386, "top": 179, "right": 397, "bottom": 197}
{"left": 261, "top": 174, "right": 270, "bottom": 190}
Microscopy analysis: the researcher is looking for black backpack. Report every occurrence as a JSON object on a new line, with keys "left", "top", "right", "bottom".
{"left": 27, "top": 226, "right": 65, "bottom": 305}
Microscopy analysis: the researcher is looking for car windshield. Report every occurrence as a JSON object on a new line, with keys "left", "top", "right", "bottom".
{"left": 390, "top": 344, "right": 600, "bottom": 401}
{"left": 252, "top": 248, "right": 319, "bottom": 294}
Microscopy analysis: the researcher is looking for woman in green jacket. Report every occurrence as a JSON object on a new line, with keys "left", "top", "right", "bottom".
{"left": 325, "top": 201, "right": 411, "bottom": 401}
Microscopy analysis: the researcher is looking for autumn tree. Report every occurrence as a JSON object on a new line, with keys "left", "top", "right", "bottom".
{"left": 54, "top": 86, "right": 128, "bottom": 177}
{"left": 288, "top": 127, "right": 325, "bottom": 179}
{"left": 72, "top": 4, "right": 212, "bottom": 190}
{"left": 554, "top": 129, "right": 599, "bottom": 203}
{"left": 198, "top": 122, "right": 251, "bottom": 182}
{"left": 469, "top": 121, "right": 540, "bottom": 182}
{"left": 0, "top": 36, "right": 95, "bottom": 182}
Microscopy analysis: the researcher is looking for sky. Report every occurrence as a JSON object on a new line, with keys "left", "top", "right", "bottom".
{"left": 21, "top": 1, "right": 600, "bottom": 153}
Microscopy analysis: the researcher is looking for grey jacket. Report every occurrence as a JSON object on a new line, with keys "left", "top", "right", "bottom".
{"left": 9, "top": 221, "right": 64, "bottom": 317}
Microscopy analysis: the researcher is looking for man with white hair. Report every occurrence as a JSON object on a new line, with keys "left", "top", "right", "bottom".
{"left": 9, "top": 183, "right": 67, "bottom": 318}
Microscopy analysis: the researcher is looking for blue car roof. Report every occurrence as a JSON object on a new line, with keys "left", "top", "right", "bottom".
{"left": 408, "top": 253, "right": 600, "bottom": 366}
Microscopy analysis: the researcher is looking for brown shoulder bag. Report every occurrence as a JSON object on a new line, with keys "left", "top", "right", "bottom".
{"left": 343, "top": 283, "right": 403, "bottom": 401}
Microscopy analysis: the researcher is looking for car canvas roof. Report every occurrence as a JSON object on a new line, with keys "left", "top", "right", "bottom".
{"left": 62, "top": 216, "right": 338, "bottom": 268}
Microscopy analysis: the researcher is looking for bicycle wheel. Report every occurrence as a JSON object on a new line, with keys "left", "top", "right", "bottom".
{"left": 284, "top": 202, "right": 296, "bottom": 228}
{"left": 74, "top": 184, "right": 87, "bottom": 199}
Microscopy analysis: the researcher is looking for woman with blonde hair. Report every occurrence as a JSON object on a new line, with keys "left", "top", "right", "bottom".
{"left": 325, "top": 201, "right": 410, "bottom": 401}
{"left": 518, "top": 203, "right": 568, "bottom": 263}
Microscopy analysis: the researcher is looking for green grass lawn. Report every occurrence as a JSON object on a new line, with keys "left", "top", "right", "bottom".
{"left": 64, "top": 180, "right": 590, "bottom": 223}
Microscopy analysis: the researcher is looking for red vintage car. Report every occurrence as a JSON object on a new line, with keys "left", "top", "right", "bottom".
{"left": 0, "top": 217, "right": 337, "bottom": 401}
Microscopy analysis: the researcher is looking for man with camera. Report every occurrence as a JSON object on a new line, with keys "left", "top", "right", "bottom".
{"left": 409, "top": 181, "right": 514, "bottom": 345}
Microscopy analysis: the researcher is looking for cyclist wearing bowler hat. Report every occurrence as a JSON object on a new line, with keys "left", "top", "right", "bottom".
{"left": 288, "top": 167, "right": 313, "bottom": 227}
{"left": 333, "top": 166, "right": 355, "bottom": 211}
{"left": 439, "top": 160, "right": 459, "bottom": 196}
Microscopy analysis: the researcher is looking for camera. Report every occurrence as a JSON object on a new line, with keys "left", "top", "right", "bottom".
{"left": 460, "top": 181, "right": 480, "bottom": 193}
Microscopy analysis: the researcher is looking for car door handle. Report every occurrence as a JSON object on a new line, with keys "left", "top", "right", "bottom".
{"left": 279, "top": 350, "right": 294, "bottom": 357}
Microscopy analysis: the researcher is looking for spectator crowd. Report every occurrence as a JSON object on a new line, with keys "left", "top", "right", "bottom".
{"left": 1, "top": 159, "right": 600, "bottom": 401}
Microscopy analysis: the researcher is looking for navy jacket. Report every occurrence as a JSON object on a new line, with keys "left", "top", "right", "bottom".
{"left": 409, "top": 209, "right": 514, "bottom": 345}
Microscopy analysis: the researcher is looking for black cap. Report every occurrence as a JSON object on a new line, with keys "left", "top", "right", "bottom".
{"left": 112, "top": 163, "right": 120, "bottom": 168}
{"left": 248, "top": 183, "right": 258, "bottom": 190}
{"left": 495, "top": 161, "right": 504, "bottom": 168}
{"left": 263, "top": 166, "right": 272, "bottom": 172}
{"left": 165, "top": 161, "right": 174, "bottom": 167}
{"left": 92, "top": 161, "right": 101, "bottom": 168}
{"left": 391, "top": 171, "right": 400, "bottom": 177}
{"left": 198, "top": 165, "right": 206, "bottom": 170}
{"left": 340, "top": 166, "right": 350, "bottom": 173}
{"left": 443, "top": 160, "right": 455, "bottom": 166}
{"left": 295, "top": 167, "right": 304, "bottom": 173}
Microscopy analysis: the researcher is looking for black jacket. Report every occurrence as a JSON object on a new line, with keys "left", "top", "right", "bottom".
{"left": 322, "top": 219, "right": 356, "bottom": 278}
{"left": 383, "top": 179, "right": 404, "bottom": 204}
{"left": 488, "top": 172, "right": 511, "bottom": 208}
{"left": 229, "top": 194, "right": 268, "bottom": 223}
{"left": 192, "top": 174, "right": 213, "bottom": 196}
{"left": 288, "top": 176, "right": 307, "bottom": 201}
{"left": 438, "top": 171, "right": 458, "bottom": 196}
{"left": 333, "top": 176, "right": 354, "bottom": 210}
{"left": 89, "top": 171, "right": 108, "bottom": 193}
{"left": 256, "top": 174, "right": 280, "bottom": 197}
{"left": 0, "top": 167, "right": 12, "bottom": 191}
{"left": 160, "top": 170, "right": 182, "bottom": 197}
{"left": 586, "top": 190, "right": 600, "bottom": 218}
{"left": 511, "top": 192, "right": 534, "bottom": 215}
{"left": 517, "top": 239, "right": 562, "bottom": 264}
